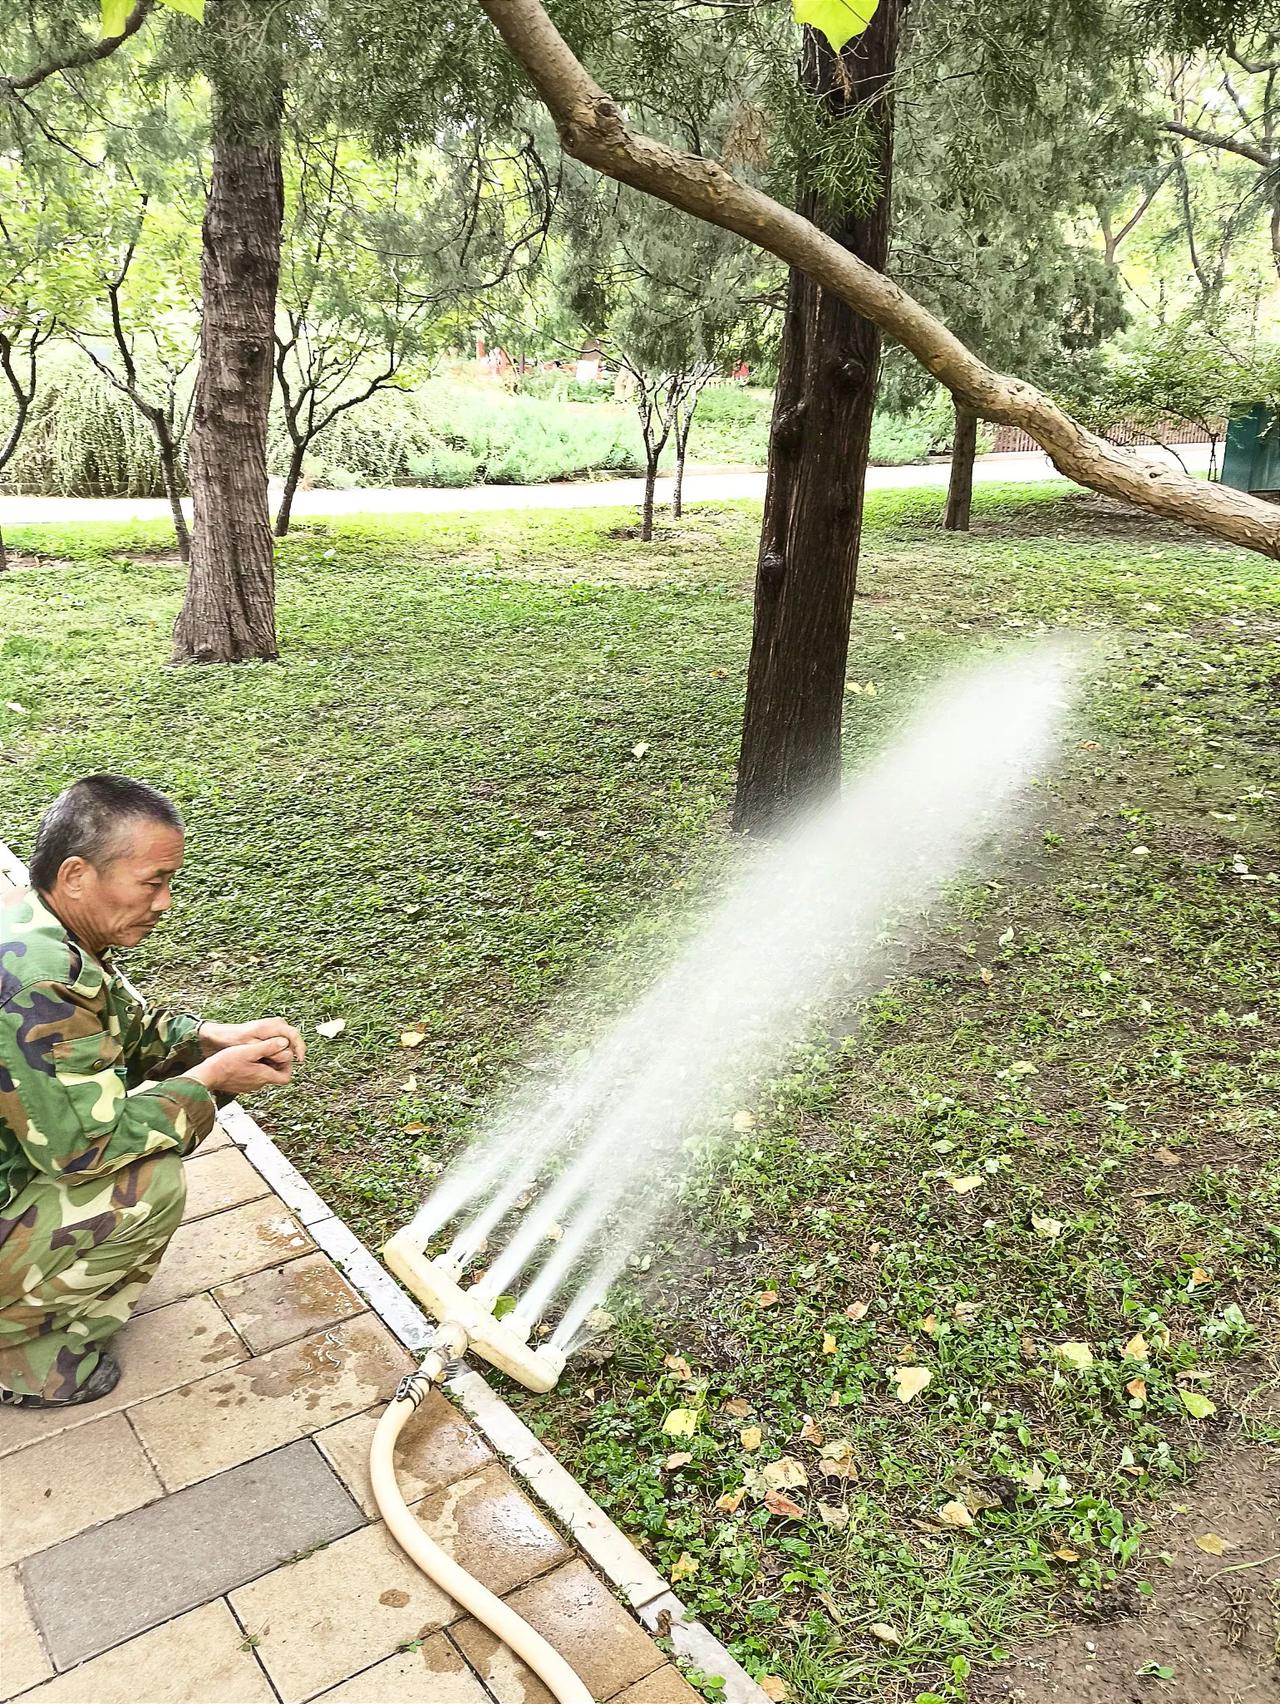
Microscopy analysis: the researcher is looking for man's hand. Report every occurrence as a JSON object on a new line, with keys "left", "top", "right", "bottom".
{"left": 183, "top": 1036, "right": 297, "bottom": 1098}
{"left": 198, "top": 1018, "right": 306, "bottom": 1065}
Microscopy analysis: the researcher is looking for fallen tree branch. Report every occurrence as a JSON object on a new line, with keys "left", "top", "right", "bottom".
{"left": 474, "top": 0, "right": 1278, "bottom": 559}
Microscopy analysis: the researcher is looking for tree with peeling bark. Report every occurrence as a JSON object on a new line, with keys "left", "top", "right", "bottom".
{"left": 171, "top": 0, "right": 285, "bottom": 664}
{"left": 734, "top": 4, "right": 899, "bottom": 830}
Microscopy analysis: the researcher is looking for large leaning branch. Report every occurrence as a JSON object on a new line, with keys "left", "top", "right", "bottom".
{"left": 1, "top": 2, "right": 153, "bottom": 97}
{"left": 475, "top": 0, "right": 1278, "bottom": 559}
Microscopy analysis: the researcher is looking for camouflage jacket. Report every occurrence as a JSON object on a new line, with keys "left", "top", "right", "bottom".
{"left": 0, "top": 889, "right": 216, "bottom": 1209}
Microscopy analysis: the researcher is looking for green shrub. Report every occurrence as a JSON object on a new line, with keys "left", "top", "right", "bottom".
{"left": 274, "top": 380, "right": 642, "bottom": 489}
{"left": 0, "top": 352, "right": 179, "bottom": 498}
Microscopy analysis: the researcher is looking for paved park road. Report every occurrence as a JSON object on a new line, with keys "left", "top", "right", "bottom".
{"left": 0, "top": 444, "right": 1212, "bottom": 528}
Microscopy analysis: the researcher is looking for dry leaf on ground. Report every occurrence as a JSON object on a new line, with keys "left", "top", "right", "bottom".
{"left": 740, "top": 1425, "right": 762, "bottom": 1452}
{"left": 662, "top": 1408, "right": 699, "bottom": 1438}
{"left": 315, "top": 1018, "right": 346, "bottom": 1039}
{"left": 892, "top": 1365, "right": 933, "bottom": 1403}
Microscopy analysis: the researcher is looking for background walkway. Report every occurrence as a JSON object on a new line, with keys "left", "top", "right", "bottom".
{"left": 0, "top": 445, "right": 1213, "bottom": 529}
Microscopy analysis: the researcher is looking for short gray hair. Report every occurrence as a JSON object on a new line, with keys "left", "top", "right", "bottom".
{"left": 29, "top": 775, "right": 184, "bottom": 891}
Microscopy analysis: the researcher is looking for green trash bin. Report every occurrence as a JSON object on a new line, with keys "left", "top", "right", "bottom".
{"left": 1221, "top": 404, "right": 1280, "bottom": 494}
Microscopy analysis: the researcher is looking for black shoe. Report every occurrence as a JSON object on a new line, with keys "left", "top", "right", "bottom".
{"left": 0, "top": 1353, "right": 121, "bottom": 1409}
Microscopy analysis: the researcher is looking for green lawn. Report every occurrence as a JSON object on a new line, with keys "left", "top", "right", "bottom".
{"left": 0, "top": 486, "right": 1276, "bottom": 1701}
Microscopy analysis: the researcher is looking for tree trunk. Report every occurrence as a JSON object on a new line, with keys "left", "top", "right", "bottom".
{"left": 944, "top": 403, "right": 978, "bottom": 532}
{"left": 672, "top": 404, "right": 695, "bottom": 518}
{"left": 641, "top": 450, "right": 658, "bottom": 542}
{"left": 275, "top": 442, "right": 305, "bottom": 537}
{"left": 0, "top": 525, "right": 7, "bottom": 573}
{"left": 733, "top": 9, "right": 898, "bottom": 832}
{"left": 172, "top": 0, "right": 283, "bottom": 664}
{"left": 155, "top": 424, "right": 191, "bottom": 561}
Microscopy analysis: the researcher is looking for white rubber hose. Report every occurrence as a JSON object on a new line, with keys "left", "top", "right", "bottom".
{"left": 369, "top": 1364, "right": 596, "bottom": 1704}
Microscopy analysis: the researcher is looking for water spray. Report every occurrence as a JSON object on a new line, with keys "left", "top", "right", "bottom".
{"left": 369, "top": 643, "right": 1082, "bottom": 1699}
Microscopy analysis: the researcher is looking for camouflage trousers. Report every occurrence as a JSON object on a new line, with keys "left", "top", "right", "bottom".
{"left": 0, "top": 1152, "right": 186, "bottom": 1401}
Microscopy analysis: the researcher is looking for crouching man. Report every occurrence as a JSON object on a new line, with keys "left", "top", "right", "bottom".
{"left": 0, "top": 775, "right": 305, "bottom": 1409}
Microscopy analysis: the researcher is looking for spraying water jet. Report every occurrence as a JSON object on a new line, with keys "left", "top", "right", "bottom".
{"left": 370, "top": 642, "right": 1084, "bottom": 1698}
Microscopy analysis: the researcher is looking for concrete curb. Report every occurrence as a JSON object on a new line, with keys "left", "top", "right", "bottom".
{"left": 0, "top": 842, "right": 765, "bottom": 1704}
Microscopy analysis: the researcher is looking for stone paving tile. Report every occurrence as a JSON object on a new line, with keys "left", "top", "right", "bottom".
{"left": 0, "top": 1410, "right": 162, "bottom": 1567}
{"left": 453, "top": 1561, "right": 665, "bottom": 1703}
{"left": 9, "top": 1600, "right": 277, "bottom": 1704}
{"left": 0, "top": 1563, "right": 52, "bottom": 1695}
{"left": 614, "top": 1667, "right": 704, "bottom": 1703}
{"left": 413, "top": 1462, "right": 572, "bottom": 1600}
{"left": 0, "top": 1293, "right": 246, "bottom": 1458}
{"left": 20, "top": 1438, "right": 363, "bottom": 1670}
{"left": 137, "top": 1195, "right": 312, "bottom": 1314}
{"left": 316, "top": 1391, "right": 494, "bottom": 1518}
{"left": 214, "top": 1248, "right": 365, "bottom": 1354}
{"left": 181, "top": 1145, "right": 270, "bottom": 1222}
{"left": 129, "top": 1313, "right": 412, "bottom": 1491}
{"left": 310, "top": 1634, "right": 489, "bottom": 1703}
{"left": 229, "top": 1511, "right": 457, "bottom": 1704}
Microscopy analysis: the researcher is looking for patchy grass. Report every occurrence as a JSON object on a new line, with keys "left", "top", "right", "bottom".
{"left": 0, "top": 483, "right": 1276, "bottom": 1701}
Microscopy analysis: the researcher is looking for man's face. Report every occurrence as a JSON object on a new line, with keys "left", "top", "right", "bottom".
{"left": 59, "top": 820, "right": 186, "bottom": 951}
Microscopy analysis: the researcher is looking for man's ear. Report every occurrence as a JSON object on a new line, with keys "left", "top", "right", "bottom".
{"left": 56, "top": 856, "right": 92, "bottom": 899}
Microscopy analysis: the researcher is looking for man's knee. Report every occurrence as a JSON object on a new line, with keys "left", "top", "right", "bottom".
{"left": 133, "top": 1151, "right": 187, "bottom": 1240}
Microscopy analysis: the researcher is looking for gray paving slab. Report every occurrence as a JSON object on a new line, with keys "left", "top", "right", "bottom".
{"left": 20, "top": 1438, "right": 364, "bottom": 1671}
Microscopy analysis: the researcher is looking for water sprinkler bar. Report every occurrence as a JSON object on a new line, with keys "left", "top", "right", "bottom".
{"left": 383, "top": 1228, "right": 568, "bottom": 1392}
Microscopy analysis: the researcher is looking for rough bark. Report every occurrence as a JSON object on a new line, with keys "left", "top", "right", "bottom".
{"left": 944, "top": 403, "right": 978, "bottom": 531}
{"left": 733, "top": 13, "right": 897, "bottom": 831}
{"left": 641, "top": 452, "right": 659, "bottom": 541}
{"left": 474, "top": 0, "right": 1280, "bottom": 560}
{"left": 672, "top": 399, "right": 696, "bottom": 518}
{"left": 275, "top": 443, "right": 306, "bottom": 537}
{"left": 172, "top": 0, "right": 283, "bottom": 663}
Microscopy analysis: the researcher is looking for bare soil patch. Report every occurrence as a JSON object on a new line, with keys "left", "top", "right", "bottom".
{"left": 975, "top": 1443, "right": 1280, "bottom": 1704}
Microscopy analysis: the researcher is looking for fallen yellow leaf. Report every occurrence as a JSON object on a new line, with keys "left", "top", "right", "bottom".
{"left": 1189, "top": 1267, "right": 1211, "bottom": 1288}
{"left": 723, "top": 1396, "right": 752, "bottom": 1418}
{"left": 663, "top": 1354, "right": 693, "bottom": 1380}
{"left": 669, "top": 1551, "right": 698, "bottom": 1583}
{"left": 1055, "top": 1340, "right": 1095, "bottom": 1371}
{"left": 662, "top": 1408, "right": 699, "bottom": 1438}
{"left": 921, "top": 1314, "right": 939, "bottom": 1336}
{"left": 732, "top": 1110, "right": 755, "bottom": 1132}
{"left": 716, "top": 1487, "right": 746, "bottom": 1512}
{"left": 1194, "top": 1533, "right": 1233, "bottom": 1556}
{"left": 664, "top": 1452, "right": 692, "bottom": 1471}
{"left": 759, "top": 1678, "right": 789, "bottom": 1702}
{"left": 950, "top": 1175, "right": 983, "bottom": 1194}
{"left": 1123, "top": 1333, "right": 1149, "bottom": 1361}
{"left": 1031, "top": 1213, "right": 1063, "bottom": 1240}
{"left": 892, "top": 1365, "right": 933, "bottom": 1403}
{"left": 740, "top": 1425, "right": 763, "bottom": 1452}
{"left": 846, "top": 1300, "right": 869, "bottom": 1321}
{"left": 1053, "top": 1546, "right": 1080, "bottom": 1562}
{"left": 1126, "top": 1377, "right": 1147, "bottom": 1403}
{"left": 755, "top": 1290, "right": 779, "bottom": 1309}
{"left": 822, "top": 1332, "right": 838, "bottom": 1355}
{"left": 399, "top": 1030, "right": 425, "bottom": 1048}
{"left": 764, "top": 1488, "right": 805, "bottom": 1519}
